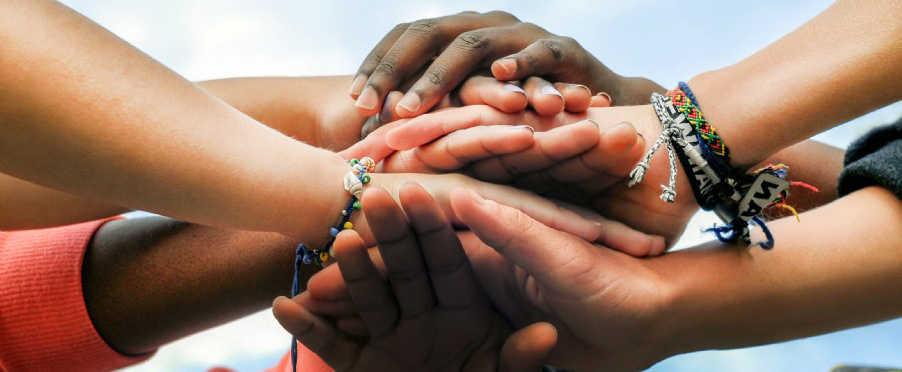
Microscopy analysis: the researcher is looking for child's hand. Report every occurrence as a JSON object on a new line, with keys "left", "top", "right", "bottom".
{"left": 273, "top": 183, "right": 557, "bottom": 371}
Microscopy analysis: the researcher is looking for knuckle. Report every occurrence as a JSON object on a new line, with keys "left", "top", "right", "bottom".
{"left": 558, "top": 36, "right": 581, "bottom": 49}
{"left": 539, "top": 38, "right": 565, "bottom": 62}
{"left": 423, "top": 65, "right": 448, "bottom": 86}
{"left": 409, "top": 18, "right": 440, "bottom": 35}
{"left": 373, "top": 59, "right": 399, "bottom": 78}
{"left": 453, "top": 31, "right": 490, "bottom": 51}
{"left": 392, "top": 22, "right": 411, "bottom": 33}
{"left": 485, "top": 10, "right": 518, "bottom": 22}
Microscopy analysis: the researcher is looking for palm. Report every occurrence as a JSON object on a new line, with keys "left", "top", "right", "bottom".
{"left": 459, "top": 232, "right": 667, "bottom": 371}
{"left": 352, "top": 304, "right": 511, "bottom": 371}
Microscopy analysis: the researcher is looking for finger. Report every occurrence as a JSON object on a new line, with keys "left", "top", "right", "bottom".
{"left": 342, "top": 118, "right": 410, "bottom": 162}
{"left": 359, "top": 91, "right": 406, "bottom": 139}
{"left": 386, "top": 105, "right": 528, "bottom": 151}
{"left": 543, "top": 121, "right": 639, "bottom": 184}
{"left": 467, "top": 120, "right": 600, "bottom": 183}
{"left": 490, "top": 37, "right": 584, "bottom": 82}
{"left": 336, "top": 317, "right": 369, "bottom": 340}
{"left": 458, "top": 76, "right": 528, "bottom": 114}
{"left": 390, "top": 125, "right": 534, "bottom": 173}
{"left": 398, "top": 182, "right": 482, "bottom": 309}
{"left": 554, "top": 82, "right": 592, "bottom": 113}
{"left": 471, "top": 182, "right": 602, "bottom": 244}
{"left": 332, "top": 229, "right": 399, "bottom": 338}
{"left": 523, "top": 76, "right": 564, "bottom": 116}
{"left": 272, "top": 296, "right": 360, "bottom": 370}
{"left": 590, "top": 92, "right": 613, "bottom": 107}
{"left": 500, "top": 322, "right": 558, "bottom": 372}
{"left": 353, "top": 22, "right": 412, "bottom": 98}
{"left": 361, "top": 20, "right": 463, "bottom": 116}
{"left": 394, "top": 28, "right": 503, "bottom": 118}
{"left": 362, "top": 187, "right": 435, "bottom": 320}
{"left": 295, "top": 291, "right": 359, "bottom": 319}
{"left": 557, "top": 202, "right": 667, "bottom": 257}
{"left": 450, "top": 187, "right": 601, "bottom": 294}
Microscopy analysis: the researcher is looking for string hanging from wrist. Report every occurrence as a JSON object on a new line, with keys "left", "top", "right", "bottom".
{"left": 288, "top": 156, "right": 375, "bottom": 371}
{"left": 628, "top": 83, "right": 816, "bottom": 249}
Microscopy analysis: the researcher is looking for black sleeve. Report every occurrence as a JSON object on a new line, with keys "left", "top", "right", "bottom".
{"left": 837, "top": 117, "right": 902, "bottom": 200}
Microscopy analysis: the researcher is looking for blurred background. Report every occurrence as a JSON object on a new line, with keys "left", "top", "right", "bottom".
{"left": 57, "top": 1, "right": 901, "bottom": 371}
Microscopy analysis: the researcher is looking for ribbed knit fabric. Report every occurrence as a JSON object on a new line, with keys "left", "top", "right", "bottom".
{"left": 0, "top": 219, "right": 152, "bottom": 372}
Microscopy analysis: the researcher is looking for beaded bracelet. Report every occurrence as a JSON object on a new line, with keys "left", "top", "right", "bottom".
{"left": 628, "top": 83, "right": 814, "bottom": 249}
{"left": 289, "top": 156, "right": 375, "bottom": 371}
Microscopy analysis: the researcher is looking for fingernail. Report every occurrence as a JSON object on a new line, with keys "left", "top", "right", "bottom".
{"left": 494, "top": 59, "right": 517, "bottom": 76}
{"left": 397, "top": 93, "right": 420, "bottom": 113}
{"left": 379, "top": 96, "right": 393, "bottom": 123}
{"left": 596, "top": 92, "right": 612, "bottom": 103}
{"left": 504, "top": 83, "right": 526, "bottom": 95}
{"left": 467, "top": 188, "right": 485, "bottom": 205}
{"left": 355, "top": 86, "right": 378, "bottom": 111}
{"left": 514, "top": 124, "right": 534, "bottom": 133}
{"left": 349, "top": 75, "right": 367, "bottom": 97}
{"left": 614, "top": 121, "right": 633, "bottom": 129}
{"left": 569, "top": 84, "right": 591, "bottom": 94}
{"left": 540, "top": 85, "right": 563, "bottom": 98}
{"left": 584, "top": 119, "right": 600, "bottom": 129}
{"left": 272, "top": 296, "right": 287, "bottom": 306}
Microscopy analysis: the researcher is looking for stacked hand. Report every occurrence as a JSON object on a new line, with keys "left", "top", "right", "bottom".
{"left": 274, "top": 184, "right": 559, "bottom": 371}
{"left": 294, "top": 186, "right": 682, "bottom": 371}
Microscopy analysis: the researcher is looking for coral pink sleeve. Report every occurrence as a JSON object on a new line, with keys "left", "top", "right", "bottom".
{"left": 265, "top": 344, "right": 332, "bottom": 372}
{"left": 0, "top": 219, "right": 153, "bottom": 372}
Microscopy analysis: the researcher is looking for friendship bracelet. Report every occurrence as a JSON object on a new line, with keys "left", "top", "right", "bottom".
{"left": 628, "top": 83, "right": 816, "bottom": 249}
{"left": 289, "top": 156, "right": 376, "bottom": 371}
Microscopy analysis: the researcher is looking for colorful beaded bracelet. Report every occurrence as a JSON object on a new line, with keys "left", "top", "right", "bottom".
{"left": 628, "top": 83, "right": 814, "bottom": 249}
{"left": 289, "top": 156, "right": 375, "bottom": 371}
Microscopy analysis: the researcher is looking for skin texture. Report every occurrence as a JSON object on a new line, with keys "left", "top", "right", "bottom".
{"left": 0, "top": 1, "right": 607, "bottom": 240}
{"left": 304, "top": 185, "right": 902, "bottom": 371}
{"left": 350, "top": 10, "right": 658, "bottom": 120}
{"left": 273, "top": 184, "right": 558, "bottom": 372}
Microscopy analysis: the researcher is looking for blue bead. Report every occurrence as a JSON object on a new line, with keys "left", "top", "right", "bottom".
{"left": 329, "top": 227, "right": 339, "bottom": 236}
{"left": 302, "top": 255, "right": 313, "bottom": 265}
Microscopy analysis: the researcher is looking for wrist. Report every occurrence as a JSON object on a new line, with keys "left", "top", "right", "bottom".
{"left": 687, "top": 70, "right": 779, "bottom": 169}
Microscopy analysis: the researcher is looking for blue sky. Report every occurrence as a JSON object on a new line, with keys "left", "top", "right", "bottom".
{"left": 56, "top": 1, "right": 902, "bottom": 371}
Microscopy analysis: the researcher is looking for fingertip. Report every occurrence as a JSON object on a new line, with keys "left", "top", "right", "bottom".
{"left": 355, "top": 86, "right": 381, "bottom": 116}
{"left": 603, "top": 121, "right": 640, "bottom": 153}
{"left": 491, "top": 58, "right": 518, "bottom": 80}
{"left": 560, "top": 83, "right": 592, "bottom": 113}
{"left": 649, "top": 235, "right": 668, "bottom": 256}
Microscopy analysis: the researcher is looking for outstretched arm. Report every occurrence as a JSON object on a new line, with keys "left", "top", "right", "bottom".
{"left": 0, "top": 0, "right": 349, "bottom": 237}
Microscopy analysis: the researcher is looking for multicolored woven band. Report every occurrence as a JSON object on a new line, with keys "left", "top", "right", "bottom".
{"left": 666, "top": 82, "right": 731, "bottom": 162}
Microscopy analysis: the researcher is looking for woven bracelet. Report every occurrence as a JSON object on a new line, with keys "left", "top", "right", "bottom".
{"left": 289, "top": 156, "right": 376, "bottom": 371}
{"left": 628, "top": 83, "right": 814, "bottom": 249}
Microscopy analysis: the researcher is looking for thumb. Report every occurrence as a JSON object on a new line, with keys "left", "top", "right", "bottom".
{"left": 500, "top": 322, "right": 558, "bottom": 372}
{"left": 340, "top": 119, "right": 409, "bottom": 162}
{"left": 450, "top": 188, "right": 597, "bottom": 294}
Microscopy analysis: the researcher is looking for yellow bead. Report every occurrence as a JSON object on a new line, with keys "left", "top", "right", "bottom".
{"left": 344, "top": 221, "right": 353, "bottom": 229}
{"left": 319, "top": 252, "right": 330, "bottom": 262}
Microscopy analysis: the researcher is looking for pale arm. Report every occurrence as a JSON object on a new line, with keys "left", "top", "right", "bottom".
{"left": 0, "top": 0, "right": 348, "bottom": 238}
{"left": 690, "top": 0, "right": 902, "bottom": 168}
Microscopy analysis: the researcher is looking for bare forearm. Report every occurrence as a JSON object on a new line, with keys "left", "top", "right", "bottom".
{"left": 0, "top": 0, "right": 346, "bottom": 237}
{"left": 82, "top": 217, "right": 319, "bottom": 355}
{"left": 197, "top": 76, "right": 365, "bottom": 150}
{"left": 659, "top": 186, "right": 902, "bottom": 354}
{"left": 0, "top": 173, "right": 128, "bottom": 229}
{"left": 755, "top": 140, "right": 844, "bottom": 218}
{"left": 689, "top": 0, "right": 902, "bottom": 167}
